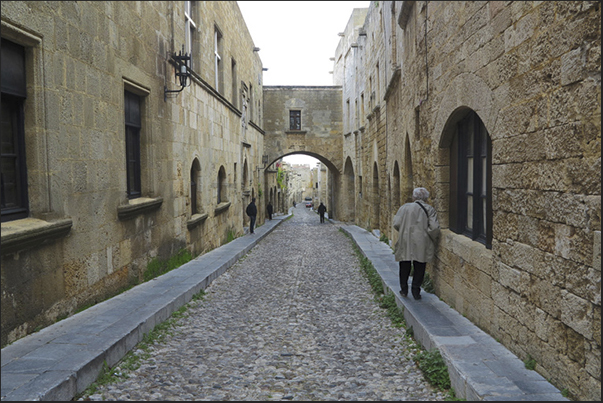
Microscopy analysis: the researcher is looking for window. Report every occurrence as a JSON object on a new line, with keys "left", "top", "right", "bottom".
{"left": 231, "top": 58, "right": 237, "bottom": 108}
{"left": 249, "top": 83, "right": 253, "bottom": 122}
{"left": 346, "top": 99, "right": 350, "bottom": 132}
{"left": 360, "top": 93, "right": 365, "bottom": 123}
{"left": 375, "top": 62, "right": 380, "bottom": 104}
{"left": 355, "top": 98, "right": 359, "bottom": 128}
{"left": 217, "top": 165, "right": 227, "bottom": 203}
{"left": 184, "top": 1, "right": 197, "bottom": 68}
{"left": 450, "top": 110, "right": 492, "bottom": 248}
{"left": 289, "top": 110, "right": 301, "bottom": 130}
{"left": 190, "top": 159, "right": 200, "bottom": 215}
{"left": 1, "top": 39, "right": 28, "bottom": 222}
{"left": 124, "top": 91, "right": 142, "bottom": 198}
{"left": 214, "top": 27, "right": 223, "bottom": 93}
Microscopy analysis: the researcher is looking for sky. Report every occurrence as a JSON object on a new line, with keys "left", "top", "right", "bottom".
{"left": 237, "top": 1, "right": 370, "bottom": 166}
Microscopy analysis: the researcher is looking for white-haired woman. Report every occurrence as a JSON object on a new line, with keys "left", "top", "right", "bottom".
{"left": 392, "top": 187, "right": 440, "bottom": 300}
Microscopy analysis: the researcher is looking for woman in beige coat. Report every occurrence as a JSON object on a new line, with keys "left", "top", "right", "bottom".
{"left": 392, "top": 187, "right": 440, "bottom": 299}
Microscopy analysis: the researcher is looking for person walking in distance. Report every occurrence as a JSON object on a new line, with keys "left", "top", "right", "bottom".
{"left": 317, "top": 202, "right": 327, "bottom": 223}
{"left": 246, "top": 198, "right": 257, "bottom": 234}
{"left": 266, "top": 201, "right": 273, "bottom": 220}
{"left": 392, "top": 187, "right": 440, "bottom": 300}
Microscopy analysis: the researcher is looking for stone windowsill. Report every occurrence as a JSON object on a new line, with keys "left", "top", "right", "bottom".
{"left": 187, "top": 213, "right": 208, "bottom": 230}
{"left": 117, "top": 197, "right": 163, "bottom": 220}
{"left": 285, "top": 130, "right": 307, "bottom": 135}
{"left": 1, "top": 218, "right": 73, "bottom": 255}
{"left": 214, "top": 201, "right": 231, "bottom": 215}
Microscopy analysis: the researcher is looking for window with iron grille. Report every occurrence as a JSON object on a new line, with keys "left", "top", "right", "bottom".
{"left": 449, "top": 110, "right": 492, "bottom": 248}
{"left": 289, "top": 110, "right": 301, "bottom": 130}
{"left": 124, "top": 91, "right": 141, "bottom": 198}
{"left": 1, "top": 39, "right": 29, "bottom": 222}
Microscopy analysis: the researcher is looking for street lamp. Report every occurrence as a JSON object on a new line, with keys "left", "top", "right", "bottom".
{"left": 164, "top": 46, "right": 191, "bottom": 101}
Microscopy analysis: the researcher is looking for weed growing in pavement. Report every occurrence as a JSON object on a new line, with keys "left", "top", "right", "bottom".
{"left": 524, "top": 354, "right": 537, "bottom": 370}
{"left": 379, "top": 233, "right": 390, "bottom": 245}
{"left": 414, "top": 348, "right": 452, "bottom": 390}
{"left": 226, "top": 227, "right": 238, "bottom": 243}
{"left": 143, "top": 248, "right": 193, "bottom": 282}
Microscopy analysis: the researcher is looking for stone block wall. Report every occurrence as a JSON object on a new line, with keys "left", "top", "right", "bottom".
{"left": 1, "top": 1, "right": 264, "bottom": 347}
{"left": 336, "top": 1, "right": 600, "bottom": 400}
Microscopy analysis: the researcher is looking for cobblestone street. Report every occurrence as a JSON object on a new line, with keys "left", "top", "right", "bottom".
{"left": 84, "top": 206, "right": 446, "bottom": 401}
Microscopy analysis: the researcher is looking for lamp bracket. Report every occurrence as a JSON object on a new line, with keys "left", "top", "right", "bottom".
{"left": 164, "top": 46, "right": 191, "bottom": 102}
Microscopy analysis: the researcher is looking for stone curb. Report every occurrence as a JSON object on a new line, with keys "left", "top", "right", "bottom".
{"left": 337, "top": 223, "right": 568, "bottom": 401}
{"left": 0, "top": 215, "right": 289, "bottom": 401}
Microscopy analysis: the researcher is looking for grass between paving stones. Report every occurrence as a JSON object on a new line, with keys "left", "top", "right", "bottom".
{"left": 340, "top": 228, "right": 463, "bottom": 401}
{"left": 143, "top": 248, "right": 193, "bottom": 282}
{"left": 76, "top": 289, "right": 206, "bottom": 400}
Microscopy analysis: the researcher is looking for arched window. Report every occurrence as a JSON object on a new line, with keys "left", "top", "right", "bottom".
{"left": 190, "top": 159, "right": 200, "bottom": 215}
{"left": 450, "top": 110, "right": 492, "bottom": 248}
{"left": 392, "top": 161, "right": 401, "bottom": 209}
{"left": 242, "top": 159, "right": 248, "bottom": 191}
{"left": 372, "top": 162, "right": 380, "bottom": 229}
{"left": 217, "top": 165, "right": 227, "bottom": 203}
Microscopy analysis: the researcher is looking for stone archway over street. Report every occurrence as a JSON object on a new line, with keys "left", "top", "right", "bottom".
{"left": 263, "top": 86, "right": 344, "bottom": 219}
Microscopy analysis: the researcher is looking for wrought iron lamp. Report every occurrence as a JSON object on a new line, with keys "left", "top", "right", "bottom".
{"left": 164, "top": 46, "right": 191, "bottom": 101}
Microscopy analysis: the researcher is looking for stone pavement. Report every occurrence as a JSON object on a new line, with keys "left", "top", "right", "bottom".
{"left": 1, "top": 206, "right": 567, "bottom": 401}
{"left": 77, "top": 206, "right": 444, "bottom": 401}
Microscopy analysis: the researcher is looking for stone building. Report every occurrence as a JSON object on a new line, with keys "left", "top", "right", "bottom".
{"left": 262, "top": 85, "right": 343, "bottom": 218}
{"left": 334, "top": 1, "right": 600, "bottom": 400}
{"left": 1, "top": 1, "right": 266, "bottom": 346}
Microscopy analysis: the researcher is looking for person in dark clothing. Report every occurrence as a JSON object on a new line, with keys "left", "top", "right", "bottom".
{"left": 246, "top": 198, "right": 257, "bottom": 234}
{"left": 267, "top": 201, "right": 273, "bottom": 220}
{"left": 317, "top": 202, "right": 327, "bottom": 223}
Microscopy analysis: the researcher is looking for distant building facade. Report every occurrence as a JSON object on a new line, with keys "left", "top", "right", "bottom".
{"left": 1, "top": 1, "right": 265, "bottom": 346}
{"left": 334, "top": 1, "right": 600, "bottom": 400}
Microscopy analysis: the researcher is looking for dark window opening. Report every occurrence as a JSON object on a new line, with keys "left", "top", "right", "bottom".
{"left": 1, "top": 39, "right": 28, "bottom": 222}
{"left": 289, "top": 110, "right": 301, "bottom": 130}
{"left": 125, "top": 91, "right": 141, "bottom": 199}
{"left": 450, "top": 110, "right": 492, "bottom": 248}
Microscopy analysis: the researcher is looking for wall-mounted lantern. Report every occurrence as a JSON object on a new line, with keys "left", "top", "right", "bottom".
{"left": 164, "top": 46, "right": 191, "bottom": 101}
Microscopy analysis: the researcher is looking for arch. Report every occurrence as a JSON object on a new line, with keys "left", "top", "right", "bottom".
{"left": 444, "top": 108, "right": 493, "bottom": 248}
{"left": 242, "top": 158, "right": 249, "bottom": 191}
{"left": 435, "top": 73, "right": 495, "bottom": 149}
{"left": 372, "top": 161, "right": 380, "bottom": 230}
{"left": 190, "top": 158, "right": 201, "bottom": 215}
{"left": 266, "top": 151, "right": 339, "bottom": 175}
{"left": 217, "top": 165, "right": 227, "bottom": 203}
{"left": 392, "top": 160, "right": 401, "bottom": 209}
{"left": 343, "top": 157, "right": 355, "bottom": 222}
